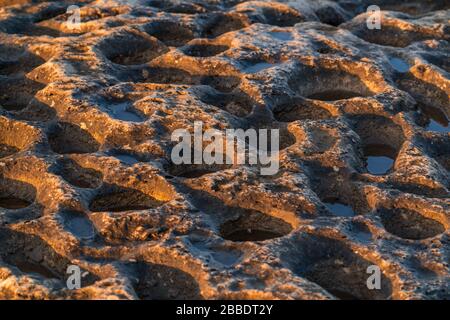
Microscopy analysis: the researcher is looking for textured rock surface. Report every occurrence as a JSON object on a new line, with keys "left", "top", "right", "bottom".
{"left": 0, "top": 0, "right": 449, "bottom": 300}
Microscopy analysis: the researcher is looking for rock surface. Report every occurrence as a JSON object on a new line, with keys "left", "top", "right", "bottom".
{"left": 0, "top": 0, "right": 449, "bottom": 299}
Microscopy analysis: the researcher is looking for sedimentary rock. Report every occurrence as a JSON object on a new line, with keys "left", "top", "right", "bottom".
{"left": 0, "top": 0, "right": 448, "bottom": 300}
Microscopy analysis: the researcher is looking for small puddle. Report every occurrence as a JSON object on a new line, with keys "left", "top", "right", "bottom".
{"left": 421, "top": 105, "right": 449, "bottom": 133}
{"left": 307, "top": 90, "right": 362, "bottom": 101}
{"left": 243, "top": 62, "right": 278, "bottom": 74}
{"left": 324, "top": 201, "right": 355, "bottom": 217}
{"left": 0, "top": 196, "right": 31, "bottom": 209}
{"left": 364, "top": 144, "right": 395, "bottom": 175}
{"left": 106, "top": 103, "right": 144, "bottom": 122}
{"left": 389, "top": 57, "right": 410, "bottom": 73}
{"left": 269, "top": 31, "right": 293, "bottom": 41}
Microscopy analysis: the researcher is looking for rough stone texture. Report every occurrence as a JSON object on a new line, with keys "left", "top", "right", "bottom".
{"left": 0, "top": 0, "right": 449, "bottom": 300}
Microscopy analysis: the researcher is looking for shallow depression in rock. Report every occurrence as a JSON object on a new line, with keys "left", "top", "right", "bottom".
{"left": 56, "top": 157, "right": 103, "bottom": 189}
{"left": 220, "top": 209, "right": 293, "bottom": 242}
{"left": 48, "top": 122, "right": 100, "bottom": 154}
{"left": 89, "top": 186, "right": 166, "bottom": 212}
{"left": 0, "top": 228, "right": 70, "bottom": 279}
{"left": 0, "top": 178, "right": 36, "bottom": 210}
{"left": 105, "top": 102, "right": 145, "bottom": 123}
{"left": 289, "top": 64, "right": 376, "bottom": 101}
{"left": 143, "top": 20, "right": 194, "bottom": 47}
{"left": 420, "top": 105, "right": 449, "bottom": 133}
{"left": 282, "top": 234, "right": 393, "bottom": 299}
{"left": 324, "top": 200, "right": 356, "bottom": 217}
{"left": 269, "top": 31, "right": 293, "bottom": 41}
{"left": 60, "top": 210, "right": 96, "bottom": 240}
{"left": 182, "top": 43, "right": 229, "bottom": 57}
{"left": 130, "top": 262, "right": 202, "bottom": 300}
{"left": 379, "top": 208, "right": 445, "bottom": 240}
{"left": 274, "top": 98, "right": 333, "bottom": 122}
{"left": 388, "top": 57, "right": 410, "bottom": 73}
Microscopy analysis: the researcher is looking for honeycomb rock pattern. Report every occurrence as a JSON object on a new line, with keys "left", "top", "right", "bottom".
{"left": 0, "top": 0, "right": 449, "bottom": 300}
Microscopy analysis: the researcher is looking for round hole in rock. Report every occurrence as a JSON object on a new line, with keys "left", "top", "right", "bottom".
{"left": 131, "top": 262, "right": 202, "bottom": 300}
{"left": 0, "top": 178, "right": 36, "bottom": 209}
{"left": 220, "top": 209, "right": 293, "bottom": 242}
{"left": 98, "top": 31, "right": 168, "bottom": 65}
{"left": 165, "top": 2, "right": 206, "bottom": 14}
{"left": 420, "top": 104, "right": 449, "bottom": 134}
{"left": 200, "top": 75, "right": 241, "bottom": 93}
{"left": 306, "top": 127, "right": 336, "bottom": 154}
{"left": 89, "top": 186, "right": 166, "bottom": 212}
{"left": 388, "top": 57, "right": 410, "bottom": 73}
{"left": 182, "top": 43, "right": 229, "bottom": 57}
{"left": 104, "top": 102, "right": 145, "bottom": 123}
{"left": 48, "top": 122, "right": 100, "bottom": 154}
{"left": 0, "top": 76, "right": 45, "bottom": 111}
{"left": 349, "top": 114, "right": 405, "bottom": 157}
{"left": 144, "top": 20, "right": 194, "bottom": 47}
{"left": 59, "top": 210, "right": 96, "bottom": 241}
{"left": 202, "top": 13, "right": 248, "bottom": 38}
{"left": 0, "top": 113, "right": 40, "bottom": 158}
{"left": 249, "top": 124, "right": 297, "bottom": 151}
{"left": 269, "top": 31, "right": 293, "bottom": 41}
{"left": 307, "top": 90, "right": 365, "bottom": 101}
{"left": 167, "top": 157, "right": 231, "bottom": 178}
{"left": 288, "top": 65, "right": 375, "bottom": 102}
{"left": 195, "top": 87, "right": 254, "bottom": 117}
{"left": 378, "top": 208, "right": 445, "bottom": 240}
{"left": 274, "top": 99, "right": 333, "bottom": 122}
{"left": 56, "top": 157, "right": 103, "bottom": 189}
{"left": 364, "top": 144, "right": 396, "bottom": 175}
{"left": 349, "top": 221, "right": 373, "bottom": 243}
{"left": 0, "top": 44, "right": 45, "bottom": 76}
{"left": 143, "top": 67, "right": 196, "bottom": 85}
{"left": 344, "top": 24, "right": 434, "bottom": 48}
{"left": 0, "top": 228, "right": 70, "bottom": 279}
{"left": 258, "top": 6, "right": 304, "bottom": 27}
{"left": 323, "top": 199, "right": 356, "bottom": 217}
{"left": 314, "top": 5, "right": 346, "bottom": 27}
{"left": 282, "top": 234, "right": 393, "bottom": 299}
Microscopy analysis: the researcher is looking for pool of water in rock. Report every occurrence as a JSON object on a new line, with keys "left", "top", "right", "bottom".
{"left": 421, "top": 105, "right": 449, "bottom": 133}
{"left": 269, "top": 31, "right": 293, "bottom": 41}
{"left": 388, "top": 57, "right": 410, "bottom": 73}
{"left": 364, "top": 145, "right": 396, "bottom": 175}
{"left": 106, "top": 103, "right": 144, "bottom": 122}
{"left": 324, "top": 201, "right": 355, "bottom": 217}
